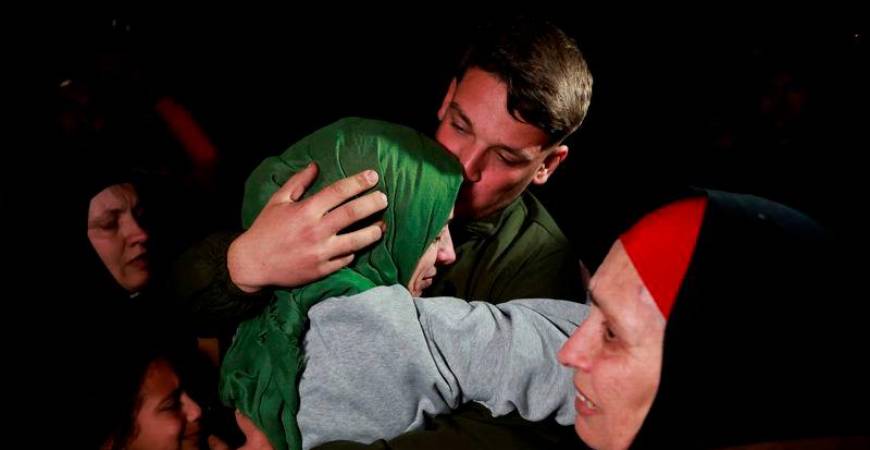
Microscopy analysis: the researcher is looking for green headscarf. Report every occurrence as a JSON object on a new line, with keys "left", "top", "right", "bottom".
{"left": 219, "top": 117, "right": 463, "bottom": 450}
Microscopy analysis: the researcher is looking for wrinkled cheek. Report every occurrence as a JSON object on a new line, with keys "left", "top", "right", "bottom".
{"left": 107, "top": 261, "right": 124, "bottom": 282}
{"left": 110, "top": 248, "right": 126, "bottom": 274}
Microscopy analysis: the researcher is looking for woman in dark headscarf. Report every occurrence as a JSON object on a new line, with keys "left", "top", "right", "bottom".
{"left": 558, "top": 190, "right": 869, "bottom": 449}
{"left": 54, "top": 136, "right": 153, "bottom": 310}
{"left": 84, "top": 175, "right": 150, "bottom": 295}
{"left": 47, "top": 137, "right": 209, "bottom": 449}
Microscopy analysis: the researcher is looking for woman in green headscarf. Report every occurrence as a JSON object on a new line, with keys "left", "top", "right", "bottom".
{"left": 220, "top": 117, "right": 463, "bottom": 450}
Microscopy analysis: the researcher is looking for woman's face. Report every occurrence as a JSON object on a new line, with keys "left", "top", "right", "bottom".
{"left": 87, "top": 183, "right": 150, "bottom": 292}
{"left": 126, "top": 359, "right": 202, "bottom": 450}
{"left": 557, "top": 241, "right": 667, "bottom": 450}
{"left": 408, "top": 209, "right": 456, "bottom": 296}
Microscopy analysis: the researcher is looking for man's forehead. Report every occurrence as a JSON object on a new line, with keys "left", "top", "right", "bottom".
{"left": 455, "top": 68, "right": 550, "bottom": 126}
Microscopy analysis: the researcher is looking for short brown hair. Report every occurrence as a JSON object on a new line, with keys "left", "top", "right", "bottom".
{"left": 458, "top": 17, "right": 593, "bottom": 145}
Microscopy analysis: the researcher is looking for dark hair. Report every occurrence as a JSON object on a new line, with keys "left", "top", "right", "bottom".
{"left": 457, "top": 17, "right": 593, "bottom": 145}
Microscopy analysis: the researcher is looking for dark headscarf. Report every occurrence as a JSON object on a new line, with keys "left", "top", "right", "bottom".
{"left": 56, "top": 134, "right": 148, "bottom": 311}
{"left": 629, "top": 190, "right": 869, "bottom": 448}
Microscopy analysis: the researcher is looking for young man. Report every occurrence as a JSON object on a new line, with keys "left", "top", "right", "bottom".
{"left": 427, "top": 18, "right": 592, "bottom": 302}
{"left": 213, "top": 17, "right": 592, "bottom": 305}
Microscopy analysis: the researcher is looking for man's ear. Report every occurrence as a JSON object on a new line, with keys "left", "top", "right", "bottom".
{"left": 437, "top": 78, "right": 458, "bottom": 121}
{"left": 532, "top": 145, "right": 568, "bottom": 185}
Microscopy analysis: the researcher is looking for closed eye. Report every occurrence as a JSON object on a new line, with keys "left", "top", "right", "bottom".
{"left": 451, "top": 121, "right": 468, "bottom": 135}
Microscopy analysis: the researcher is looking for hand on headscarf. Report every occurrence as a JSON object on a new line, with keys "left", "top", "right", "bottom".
{"left": 228, "top": 162, "right": 387, "bottom": 293}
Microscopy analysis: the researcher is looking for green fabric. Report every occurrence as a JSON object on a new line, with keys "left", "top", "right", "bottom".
{"left": 219, "top": 117, "right": 463, "bottom": 450}
{"left": 428, "top": 191, "right": 585, "bottom": 303}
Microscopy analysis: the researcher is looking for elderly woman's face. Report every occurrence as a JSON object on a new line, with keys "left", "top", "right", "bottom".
{"left": 408, "top": 209, "right": 456, "bottom": 296}
{"left": 87, "top": 183, "right": 150, "bottom": 292}
{"left": 557, "top": 241, "right": 667, "bottom": 450}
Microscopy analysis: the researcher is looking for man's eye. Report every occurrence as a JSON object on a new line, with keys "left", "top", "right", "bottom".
{"left": 496, "top": 152, "right": 523, "bottom": 166}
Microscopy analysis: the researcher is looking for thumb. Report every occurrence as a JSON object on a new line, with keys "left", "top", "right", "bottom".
{"left": 270, "top": 162, "right": 318, "bottom": 204}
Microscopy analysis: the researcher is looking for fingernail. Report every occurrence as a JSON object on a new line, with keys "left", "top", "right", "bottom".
{"left": 380, "top": 192, "right": 388, "bottom": 205}
{"left": 365, "top": 170, "right": 379, "bottom": 184}
{"left": 378, "top": 220, "right": 387, "bottom": 233}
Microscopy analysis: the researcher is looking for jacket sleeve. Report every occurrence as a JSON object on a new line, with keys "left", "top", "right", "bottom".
{"left": 171, "top": 230, "right": 273, "bottom": 336}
